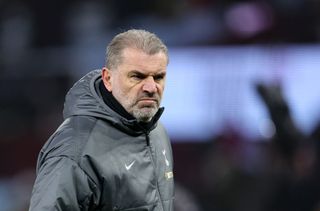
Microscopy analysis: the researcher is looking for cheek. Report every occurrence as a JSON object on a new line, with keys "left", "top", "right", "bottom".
{"left": 157, "top": 84, "right": 165, "bottom": 94}
{"left": 114, "top": 77, "right": 129, "bottom": 92}
{"left": 120, "top": 84, "right": 140, "bottom": 100}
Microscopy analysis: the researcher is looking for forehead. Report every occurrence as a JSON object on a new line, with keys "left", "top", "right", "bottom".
{"left": 119, "top": 48, "right": 168, "bottom": 74}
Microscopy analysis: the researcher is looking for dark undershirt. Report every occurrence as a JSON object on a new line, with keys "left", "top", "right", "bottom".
{"left": 99, "top": 80, "right": 135, "bottom": 120}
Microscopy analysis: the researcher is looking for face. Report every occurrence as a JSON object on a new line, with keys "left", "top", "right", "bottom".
{"left": 102, "top": 47, "right": 167, "bottom": 122}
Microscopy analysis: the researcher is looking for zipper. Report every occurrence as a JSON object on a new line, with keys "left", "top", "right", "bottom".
{"left": 145, "top": 132, "right": 165, "bottom": 210}
{"left": 146, "top": 132, "right": 150, "bottom": 146}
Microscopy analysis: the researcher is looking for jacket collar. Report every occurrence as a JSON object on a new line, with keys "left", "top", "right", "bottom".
{"left": 120, "top": 107, "right": 164, "bottom": 133}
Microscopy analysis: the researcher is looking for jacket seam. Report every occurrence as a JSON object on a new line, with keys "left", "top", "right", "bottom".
{"left": 73, "top": 115, "right": 98, "bottom": 161}
{"left": 44, "top": 116, "right": 99, "bottom": 187}
{"left": 74, "top": 116, "right": 100, "bottom": 188}
{"left": 44, "top": 155, "right": 99, "bottom": 188}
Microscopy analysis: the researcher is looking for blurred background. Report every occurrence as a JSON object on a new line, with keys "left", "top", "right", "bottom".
{"left": 1, "top": 0, "right": 320, "bottom": 210}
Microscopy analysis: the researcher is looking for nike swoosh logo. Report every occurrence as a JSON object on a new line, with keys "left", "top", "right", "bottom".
{"left": 125, "top": 160, "right": 135, "bottom": 170}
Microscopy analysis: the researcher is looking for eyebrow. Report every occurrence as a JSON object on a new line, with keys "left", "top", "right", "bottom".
{"left": 129, "top": 70, "right": 166, "bottom": 77}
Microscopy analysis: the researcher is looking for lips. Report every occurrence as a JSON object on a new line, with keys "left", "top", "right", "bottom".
{"left": 138, "top": 98, "right": 158, "bottom": 104}
{"left": 137, "top": 98, "right": 159, "bottom": 106}
{"left": 139, "top": 98, "right": 157, "bottom": 102}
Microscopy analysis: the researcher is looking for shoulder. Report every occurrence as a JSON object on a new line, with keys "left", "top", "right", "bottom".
{"left": 39, "top": 116, "right": 98, "bottom": 164}
{"left": 153, "top": 121, "right": 169, "bottom": 138}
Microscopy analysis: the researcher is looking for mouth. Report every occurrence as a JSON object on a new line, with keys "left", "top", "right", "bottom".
{"left": 137, "top": 98, "right": 158, "bottom": 106}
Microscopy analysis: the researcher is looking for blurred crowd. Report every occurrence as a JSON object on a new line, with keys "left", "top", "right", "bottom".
{"left": 1, "top": 0, "right": 320, "bottom": 51}
{"left": 172, "top": 84, "right": 320, "bottom": 211}
{"left": 1, "top": 0, "right": 320, "bottom": 210}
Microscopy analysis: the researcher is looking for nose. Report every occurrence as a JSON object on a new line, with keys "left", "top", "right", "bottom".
{"left": 142, "top": 76, "right": 157, "bottom": 93}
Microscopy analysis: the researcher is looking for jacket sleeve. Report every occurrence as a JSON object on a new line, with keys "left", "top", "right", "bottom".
{"left": 29, "top": 156, "right": 98, "bottom": 211}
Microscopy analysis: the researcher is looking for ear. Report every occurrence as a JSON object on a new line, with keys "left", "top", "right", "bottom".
{"left": 102, "top": 67, "right": 113, "bottom": 92}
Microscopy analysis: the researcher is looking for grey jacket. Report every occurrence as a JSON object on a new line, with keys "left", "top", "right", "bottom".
{"left": 29, "top": 70, "right": 174, "bottom": 211}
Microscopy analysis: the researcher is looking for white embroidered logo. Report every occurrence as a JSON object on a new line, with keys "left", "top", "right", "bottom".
{"left": 125, "top": 160, "right": 135, "bottom": 170}
{"left": 162, "top": 150, "right": 170, "bottom": 167}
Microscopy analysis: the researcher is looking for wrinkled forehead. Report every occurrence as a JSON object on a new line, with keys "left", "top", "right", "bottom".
{"left": 120, "top": 47, "right": 168, "bottom": 64}
{"left": 120, "top": 47, "right": 169, "bottom": 65}
{"left": 117, "top": 48, "right": 168, "bottom": 73}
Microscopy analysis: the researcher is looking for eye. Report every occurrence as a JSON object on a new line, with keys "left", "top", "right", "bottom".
{"left": 131, "top": 74, "right": 144, "bottom": 80}
{"left": 154, "top": 74, "right": 165, "bottom": 81}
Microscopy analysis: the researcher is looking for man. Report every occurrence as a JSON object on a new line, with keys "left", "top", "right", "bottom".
{"left": 29, "top": 29, "right": 174, "bottom": 210}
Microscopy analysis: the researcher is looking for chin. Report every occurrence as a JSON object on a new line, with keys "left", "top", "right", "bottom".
{"left": 138, "top": 117, "right": 152, "bottom": 123}
{"left": 133, "top": 107, "right": 157, "bottom": 122}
